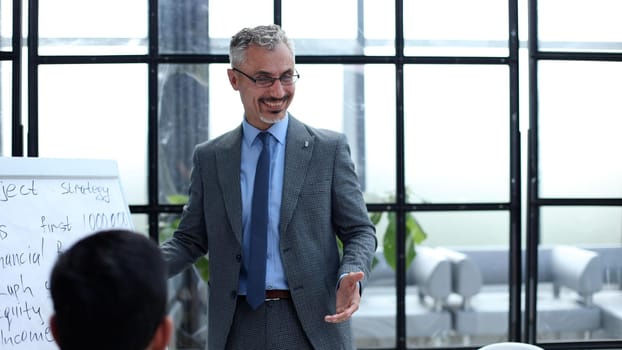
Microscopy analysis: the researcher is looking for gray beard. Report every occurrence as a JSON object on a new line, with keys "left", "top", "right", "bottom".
{"left": 259, "top": 114, "right": 285, "bottom": 125}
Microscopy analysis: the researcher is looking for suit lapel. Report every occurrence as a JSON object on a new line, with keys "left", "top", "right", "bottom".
{"left": 279, "top": 117, "right": 314, "bottom": 236}
{"left": 215, "top": 126, "right": 243, "bottom": 244}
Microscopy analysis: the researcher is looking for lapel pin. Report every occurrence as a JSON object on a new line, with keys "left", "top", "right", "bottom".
{"left": 304, "top": 141, "right": 309, "bottom": 148}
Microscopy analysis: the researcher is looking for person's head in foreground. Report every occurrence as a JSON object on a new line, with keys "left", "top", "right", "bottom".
{"left": 49, "top": 229, "right": 172, "bottom": 350}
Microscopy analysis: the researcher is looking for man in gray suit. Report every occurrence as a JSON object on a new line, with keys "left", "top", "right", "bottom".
{"left": 161, "top": 24, "right": 377, "bottom": 350}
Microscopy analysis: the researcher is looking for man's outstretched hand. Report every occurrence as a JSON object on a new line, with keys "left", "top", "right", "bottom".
{"left": 324, "top": 271, "right": 364, "bottom": 323}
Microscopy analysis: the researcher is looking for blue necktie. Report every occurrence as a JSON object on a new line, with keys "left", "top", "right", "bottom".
{"left": 247, "top": 132, "right": 271, "bottom": 309}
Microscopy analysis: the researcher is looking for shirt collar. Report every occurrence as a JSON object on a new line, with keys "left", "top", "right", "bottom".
{"left": 242, "top": 113, "right": 289, "bottom": 146}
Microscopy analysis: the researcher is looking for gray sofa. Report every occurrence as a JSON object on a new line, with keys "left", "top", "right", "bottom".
{"left": 353, "top": 247, "right": 454, "bottom": 347}
{"left": 353, "top": 245, "right": 620, "bottom": 347}
{"left": 443, "top": 245, "right": 603, "bottom": 344}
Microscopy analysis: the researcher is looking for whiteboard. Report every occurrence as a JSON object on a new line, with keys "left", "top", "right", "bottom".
{"left": 0, "top": 157, "right": 133, "bottom": 349}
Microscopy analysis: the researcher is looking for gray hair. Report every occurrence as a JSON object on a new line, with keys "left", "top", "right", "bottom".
{"left": 229, "top": 24, "right": 295, "bottom": 67}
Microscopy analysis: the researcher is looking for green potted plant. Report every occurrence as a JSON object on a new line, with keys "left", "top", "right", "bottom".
{"left": 368, "top": 189, "right": 428, "bottom": 270}
{"left": 370, "top": 209, "right": 428, "bottom": 270}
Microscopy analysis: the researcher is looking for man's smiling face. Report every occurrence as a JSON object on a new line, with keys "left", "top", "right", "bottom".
{"left": 228, "top": 43, "right": 296, "bottom": 130}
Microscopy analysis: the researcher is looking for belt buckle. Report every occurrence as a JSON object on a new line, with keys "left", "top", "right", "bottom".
{"left": 265, "top": 296, "right": 281, "bottom": 301}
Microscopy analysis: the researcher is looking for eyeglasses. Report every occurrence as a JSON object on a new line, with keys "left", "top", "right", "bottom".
{"left": 232, "top": 68, "right": 300, "bottom": 88}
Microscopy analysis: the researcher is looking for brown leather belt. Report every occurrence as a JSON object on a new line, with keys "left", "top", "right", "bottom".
{"left": 264, "top": 290, "right": 290, "bottom": 300}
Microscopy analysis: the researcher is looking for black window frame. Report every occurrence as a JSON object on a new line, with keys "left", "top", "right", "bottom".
{"left": 3, "top": 0, "right": 622, "bottom": 349}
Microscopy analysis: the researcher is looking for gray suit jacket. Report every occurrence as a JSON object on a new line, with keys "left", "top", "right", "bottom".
{"left": 161, "top": 116, "right": 377, "bottom": 349}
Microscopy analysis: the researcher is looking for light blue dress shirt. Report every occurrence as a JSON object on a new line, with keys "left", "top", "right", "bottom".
{"left": 239, "top": 115, "right": 289, "bottom": 295}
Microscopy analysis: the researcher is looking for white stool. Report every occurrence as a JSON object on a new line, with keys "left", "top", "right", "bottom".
{"left": 479, "top": 342, "right": 544, "bottom": 350}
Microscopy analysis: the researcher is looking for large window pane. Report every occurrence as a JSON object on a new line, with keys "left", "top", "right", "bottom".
{"left": 207, "top": 64, "right": 245, "bottom": 139}
{"left": 160, "top": 213, "right": 209, "bottom": 350}
{"left": 361, "top": 211, "right": 506, "bottom": 347}
{"left": 539, "top": 61, "right": 622, "bottom": 198}
{"left": 159, "top": 0, "right": 209, "bottom": 54}
{"left": 354, "top": 284, "right": 398, "bottom": 348}
{"left": 37, "top": 64, "right": 148, "bottom": 205}
{"left": 405, "top": 65, "right": 510, "bottom": 204}
{"left": 363, "top": 0, "right": 396, "bottom": 56}
{"left": 417, "top": 211, "right": 509, "bottom": 247}
{"left": 539, "top": 206, "right": 622, "bottom": 342}
{"left": 0, "top": 61, "right": 11, "bottom": 156}
{"left": 160, "top": 0, "right": 274, "bottom": 55}
{"left": 207, "top": 64, "right": 244, "bottom": 139}
{"left": 38, "top": 0, "right": 148, "bottom": 55}
{"left": 292, "top": 64, "right": 396, "bottom": 199}
{"left": 409, "top": 211, "right": 511, "bottom": 347}
{"left": 0, "top": 0, "right": 12, "bottom": 51}
{"left": 540, "top": 207, "right": 622, "bottom": 246}
{"left": 160, "top": 0, "right": 276, "bottom": 55}
{"left": 538, "top": 0, "right": 622, "bottom": 52}
{"left": 131, "top": 213, "right": 148, "bottom": 235}
{"left": 404, "top": 0, "right": 509, "bottom": 57}
{"left": 158, "top": 64, "right": 210, "bottom": 204}
{"left": 207, "top": 0, "right": 273, "bottom": 54}
{"left": 354, "top": 211, "right": 397, "bottom": 348}
{"left": 282, "top": 0, "right": 395, "bottom": 56}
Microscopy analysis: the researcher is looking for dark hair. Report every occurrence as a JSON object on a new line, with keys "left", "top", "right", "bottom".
{"left": 50, "top": 229, "right": 168, "bottom": 350}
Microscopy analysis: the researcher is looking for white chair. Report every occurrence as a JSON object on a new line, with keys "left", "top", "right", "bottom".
{"left": 479, "top": 342, "right": 544, "bottom": 350}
